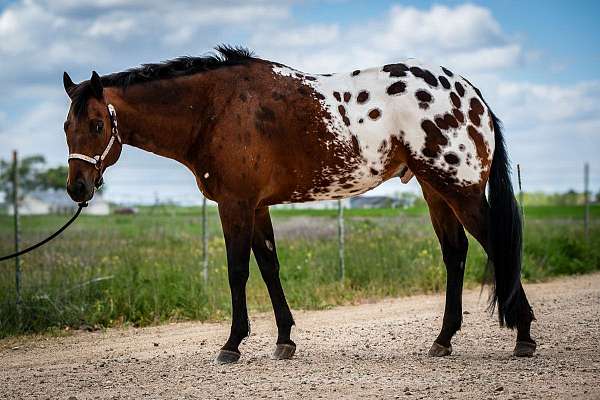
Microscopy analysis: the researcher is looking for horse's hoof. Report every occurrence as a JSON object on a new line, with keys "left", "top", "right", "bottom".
{"left": 513, "top": 341, "right": 536, "bottom": 357}
{"left": 273, "top": 343, "right": 296, "bottom": 360}
{"left": 214, "top": 349, "right": 241, "bottom": 364}
{"left": 428, "top": 342, "right": 452, "bottom": 357}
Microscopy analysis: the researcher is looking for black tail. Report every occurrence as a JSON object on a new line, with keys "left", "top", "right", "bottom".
{"left": 487, "top": 112, "right": 524, "bottom": 328}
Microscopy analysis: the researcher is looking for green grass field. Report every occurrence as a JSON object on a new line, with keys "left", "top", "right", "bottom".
{"left": 0, "top": 204, "right": 598, "bottom": 338}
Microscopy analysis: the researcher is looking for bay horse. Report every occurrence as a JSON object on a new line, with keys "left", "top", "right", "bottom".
{"left": 61, "top": 46, "right": 536, "bottom": 363}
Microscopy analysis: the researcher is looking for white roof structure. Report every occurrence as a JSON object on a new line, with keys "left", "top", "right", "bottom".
{"left": 6, "top": 190, "right": 110, "bottom": 216}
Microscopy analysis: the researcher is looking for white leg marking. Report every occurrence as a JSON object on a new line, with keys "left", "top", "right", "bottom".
{"left": 265, "top": 240, "right": 274, "bottom": 251}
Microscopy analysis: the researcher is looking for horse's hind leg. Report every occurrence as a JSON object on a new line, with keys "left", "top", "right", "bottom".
{"left": 252, "top": 207, "right": 296, "bottom": 359}
{"left": 215, "top": 200, "right": 254, "bottom": 364}
{"left": 422, "top": 183, "right": 469, "bottom": 356}
{"left": 445, "top": 191, "right": 537, "bottom": 357}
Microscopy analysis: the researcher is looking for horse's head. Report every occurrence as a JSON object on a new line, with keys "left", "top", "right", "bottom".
{"left": 63, "top": 71, "right": 122, "bottom": 203}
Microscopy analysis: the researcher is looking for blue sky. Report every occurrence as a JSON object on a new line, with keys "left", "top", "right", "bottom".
{"left": 1, "top": 0, "right": 599, "bottom": 204}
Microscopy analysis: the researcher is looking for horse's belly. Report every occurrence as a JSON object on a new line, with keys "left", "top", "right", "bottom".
{"left": 295, "top": 167, "right": 395, "bottom": 201}
{"left": 285, "top": 155, "right": 410, "bottom": 203}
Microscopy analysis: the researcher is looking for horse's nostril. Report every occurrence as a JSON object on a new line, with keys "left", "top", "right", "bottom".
{"left": 75, "top": 180, "right": 86, "bottom": 193}
{"left": 68, "top": 179, "right": 89, "bottom": 200}
{"left": 70, "top": 180, "right": 84, "bottom": 196}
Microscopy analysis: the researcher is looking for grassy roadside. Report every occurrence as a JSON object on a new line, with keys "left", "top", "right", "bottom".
{"left": 0, "top": 205, "right": 598, "bottom": 338}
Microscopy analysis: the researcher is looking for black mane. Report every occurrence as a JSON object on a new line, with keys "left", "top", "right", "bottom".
{"left": 71, "top": 45, "right": 255, "bottom": 116}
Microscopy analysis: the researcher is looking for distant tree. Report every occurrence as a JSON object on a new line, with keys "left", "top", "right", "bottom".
{"left": 0, "top": 154, "right": 46, "bottom": 204}
{"left": 0, "top": 156, "right": 90, "bottom": 205}
{"left": 35, "top": 165, "right": 105, "bottom": 193}
{"left": 36, "top": 166, "right": 69, "bottom": 191}
{"left": 549, "top": 189, "right": 578, "bottom": 206}
{"left": 395, "top": 191, "right": 420, "bottom": 208}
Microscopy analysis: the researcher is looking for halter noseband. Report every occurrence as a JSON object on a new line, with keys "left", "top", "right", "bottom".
{"left": 68, "top": 103, "right": 122, "bottom": 172}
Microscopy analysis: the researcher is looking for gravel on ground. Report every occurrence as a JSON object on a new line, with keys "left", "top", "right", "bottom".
{"left": 1, "top": 273, "right": 599, "bottom": 399}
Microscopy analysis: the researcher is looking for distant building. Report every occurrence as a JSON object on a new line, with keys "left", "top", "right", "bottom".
{"left": 6, "top": 190, "right": 110, "bottom": 216}
{"left": 350, "top": 195, "right": 415, "bottom": 209}
{"left": 273, "top": 199, "right": 350, "bottom": 210}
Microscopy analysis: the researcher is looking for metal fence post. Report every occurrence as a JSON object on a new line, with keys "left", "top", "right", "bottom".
{"left": 337, "top": 199, "right": 345, "bottom": 280}
{"left": 12, "top": 150, "right": 21, "bottom": 324}
{"left": 202, "top": 195, "right": 208, "bottom": 282}
{"left": 584, "top": 163, "right": 590, "bottom": 241}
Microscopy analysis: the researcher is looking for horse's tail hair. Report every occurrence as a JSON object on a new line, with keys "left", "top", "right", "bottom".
{"left": 487, "top": 111, "right": 528, "bottom": 328}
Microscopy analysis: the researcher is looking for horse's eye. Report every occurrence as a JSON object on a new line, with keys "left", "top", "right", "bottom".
{"left": 63, "top": 121, "right": 70, "bottom": 132}
{"left": 91, "top": 120, "right": 104, "bottom": 134}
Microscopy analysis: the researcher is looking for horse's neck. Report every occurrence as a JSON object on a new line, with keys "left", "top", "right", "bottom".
{"left": 105, "top": 81, "right": 214, "bottom": 169}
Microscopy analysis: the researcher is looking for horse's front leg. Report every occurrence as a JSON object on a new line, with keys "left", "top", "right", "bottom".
{"left": 215, "top": 200, "right": 255, "bottom": 364}
{"left": 252, "top": 207, "right": 296, "bottom": 359}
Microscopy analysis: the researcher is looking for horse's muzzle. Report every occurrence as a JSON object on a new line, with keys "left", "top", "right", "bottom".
{"left": 67, "top": 179, "right": 94, "bottom": 203}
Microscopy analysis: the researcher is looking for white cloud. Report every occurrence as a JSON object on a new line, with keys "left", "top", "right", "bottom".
{"left": 0, "top": 1, "right": 289, "bottom": 75}
{"left": 376, "top": 4, "right": 503, "bottom": 52}
{"left": 251, "top": 3, "right": 522, "bottom": 76}
{"left": 44, "top": 0, "right": 147, "bottom": 9}
{"left": 86, "top": 16, "right": 137, "bottom": 39}
{"left": 367, "top": 3, "right": 522, "bottom": 73}
{"left": 251, "top": 25, "right": 340, "bottom": 48}
{"left": 0, "top": 2, "right": 48, "bottom": 55}
{"left": 493, "top": 80, "right": 600, "bottom": 128}
{"left": 159, "top": 4, "right": 289, "bottom": 46}
{"left": 0, "top": 101, "right": 69, "bottom": 163}
{"left": 447, "top": 44, "right": 522, "bottom": 71}
{"left": 0, "top": 1, "right": 597, "bottom": 196}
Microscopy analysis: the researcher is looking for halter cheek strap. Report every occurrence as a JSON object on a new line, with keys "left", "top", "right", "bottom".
{"left": 68, "top": 104, "right": 122, "bottom": 171}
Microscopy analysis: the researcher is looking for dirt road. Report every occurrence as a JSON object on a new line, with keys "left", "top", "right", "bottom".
{"left": 2, "top": 273, "right": 599, "bottom": 400}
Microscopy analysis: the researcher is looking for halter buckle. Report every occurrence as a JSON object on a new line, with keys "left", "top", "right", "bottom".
{"left": 94, "top": 156, "right": 102, "bottom": 171}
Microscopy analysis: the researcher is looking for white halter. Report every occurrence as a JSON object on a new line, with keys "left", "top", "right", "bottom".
{"left": 68, "top": 103, "right": 122, "bottom": 170}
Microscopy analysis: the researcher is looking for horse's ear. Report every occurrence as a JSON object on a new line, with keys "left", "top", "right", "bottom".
{"left": 63, "top": 72, "right": 76, "bottom": 98}
{"left": 90, "top": 71, "right": 103, "bottom": 99}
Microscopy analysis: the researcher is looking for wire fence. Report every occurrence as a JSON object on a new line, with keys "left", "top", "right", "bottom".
{"left": 0, "top": 152, "right": 591, "bottom": 322}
